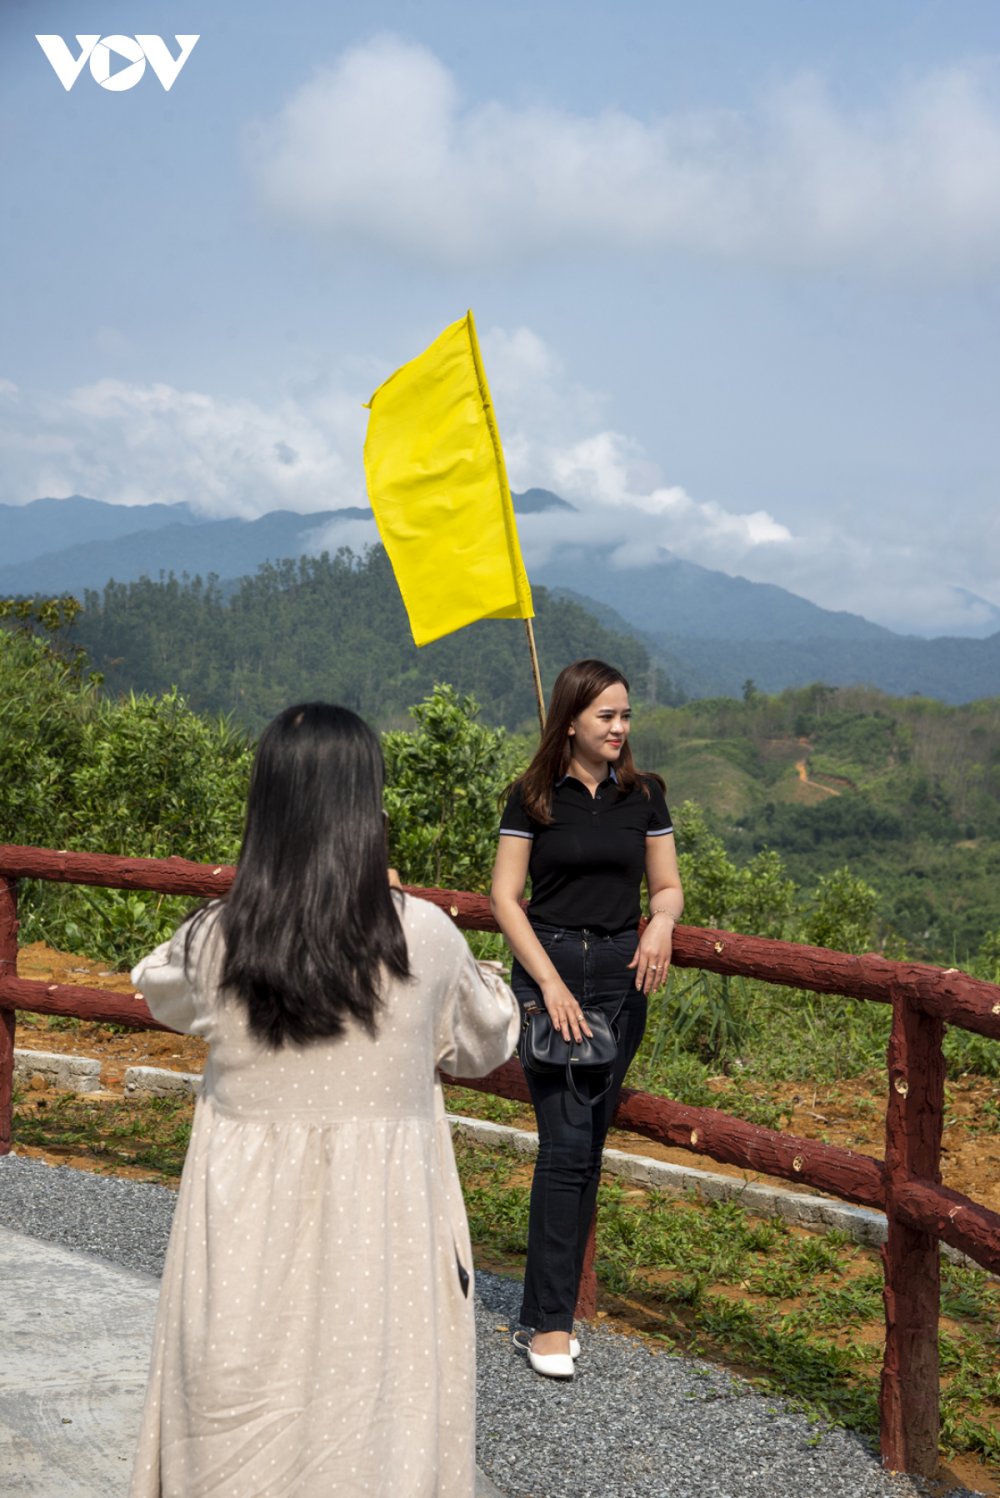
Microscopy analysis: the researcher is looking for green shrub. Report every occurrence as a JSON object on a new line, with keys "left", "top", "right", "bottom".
{"left": 382, "top": 684, "right": 525, "bottom": 893}
{"left": 1, "top": 601, "right": 253, "bottom": 965}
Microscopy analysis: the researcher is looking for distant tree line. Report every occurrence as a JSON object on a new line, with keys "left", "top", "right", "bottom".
{"left": 4, "top": 591, "right": 999, "bottom": 974}
{"left": 70, "top": 547, "right": 682, "bottom": 732}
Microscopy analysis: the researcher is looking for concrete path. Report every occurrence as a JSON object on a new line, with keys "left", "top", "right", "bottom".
{"left": 0, "top": 1228, "right": 157, "bottom": 1496}
{"left": 0, "top": 1226, "right": 504, "bottom": 1497}
{"left": 0, "top": 1156, "right": 979, "bottom": 1498}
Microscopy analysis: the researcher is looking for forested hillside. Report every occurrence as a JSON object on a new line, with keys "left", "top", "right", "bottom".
{"left": 7, "top": 569, "right": 999, "bottom": 963}
{"left": 7, "top": 495, "right": 1000, "bottom": 701}
{"left": 632, "top": 684, "right": 1000, "bottom": 959}
{"left": 71, "top": 548, "right": 680, "bottom": 731}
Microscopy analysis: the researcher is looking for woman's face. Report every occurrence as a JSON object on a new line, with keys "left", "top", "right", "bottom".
{"left": 568, "top": 682, "right": 632, "bottom": 770}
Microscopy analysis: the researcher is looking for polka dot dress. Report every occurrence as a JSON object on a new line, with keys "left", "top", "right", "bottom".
{"left": 129, "top": 899, "right": 519, "bottom": 1498}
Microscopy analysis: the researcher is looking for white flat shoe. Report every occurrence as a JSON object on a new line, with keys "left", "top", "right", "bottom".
{"left": 512, "top": 1329, "right": 581, "bottom": 1371}
{"left": 528, "top": 1346, "right": 575, "bottom": 1380}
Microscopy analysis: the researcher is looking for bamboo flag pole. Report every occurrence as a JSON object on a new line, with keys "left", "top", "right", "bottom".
{"left": 524, "top": 618, "right": 545, "bottom": 735}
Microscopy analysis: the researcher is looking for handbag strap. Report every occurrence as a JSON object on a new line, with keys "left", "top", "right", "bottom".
{"left": 564, "top": 993, "right": 628, "bottom": 1109}
{"left": 603, "top": 992, "right": 628, "bottom": 1028}
{"left": 565, "top": 1064, "right": 614, "bottom": 1109}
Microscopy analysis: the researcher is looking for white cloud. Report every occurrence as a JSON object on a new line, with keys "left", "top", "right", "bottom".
{"left": 473, "top": 330, "right": 1000, "bottom": 635}
{"left": 482, "top": 407, "right": 795, "bottom": 577}
{"left": 477, "top": 325, "right": 608, "bottom": 484}
{"left": 300, "top": 513, "right": 378, "bottom": 556}
{"left": 728, "top": 528, "right": 1000, "bottom": 638}
{"left": 0, "top": 377, "right": 368, "bottom": 517}
{"left": 248, "top": 37, "right": 1000, "bottom": 275}
{"left": 1, "top": 327, "right": 995, "bottom": 638}
{"left": 447, "top": 327, "right": 797, "bottom": 571}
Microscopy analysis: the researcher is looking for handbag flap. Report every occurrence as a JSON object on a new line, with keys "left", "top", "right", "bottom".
{"left": 521, "top": 1008, "right": 618, "bottom": 1070}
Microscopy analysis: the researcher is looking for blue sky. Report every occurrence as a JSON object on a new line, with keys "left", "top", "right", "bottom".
{"left": 2, "top": 0, "right": 999, "bottom": 635}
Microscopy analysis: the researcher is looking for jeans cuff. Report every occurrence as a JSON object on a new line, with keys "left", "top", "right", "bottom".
{"left": 519, "top": 1308, "right": 575, "bottom": 1333}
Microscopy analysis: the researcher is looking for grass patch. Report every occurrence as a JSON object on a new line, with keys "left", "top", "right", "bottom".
{"left": 13, "top": 1087, "right": 192, "bottom": 1180}
{"left": 444, "top": 1085, "right": 529, "bottom": 1126}
{"left": 453, "top": 1134, "right": 1000, "bottom": 1468}
{"left": 637, "top": 975, "right": 896, "bottom": 1086}
{"left": 965, "top": 1095, "right": 1000, "bottom": 1135}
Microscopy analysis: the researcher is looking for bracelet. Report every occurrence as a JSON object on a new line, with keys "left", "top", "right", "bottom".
{"left": 649, "top": 908, "right": 676, "bottom": 920}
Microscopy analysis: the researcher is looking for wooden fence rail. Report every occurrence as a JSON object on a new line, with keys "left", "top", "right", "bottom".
{"left": 1, "top": 843, "right": 999, "bottom": 1478}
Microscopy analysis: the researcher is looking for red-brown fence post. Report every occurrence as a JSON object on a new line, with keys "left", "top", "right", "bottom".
{"left": 575, "top": 1210, "right": 598, "bottom": 1320}
{"left": 880, "top": 986, "right": 944, "bottom": 1475}
{"left": 0, "top": 877, "right": 18, "bottom": 1156}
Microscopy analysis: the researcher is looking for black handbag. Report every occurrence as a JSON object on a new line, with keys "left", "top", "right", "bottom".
{"left": 519, "top": 998, "right": 625, "bottom": 1108}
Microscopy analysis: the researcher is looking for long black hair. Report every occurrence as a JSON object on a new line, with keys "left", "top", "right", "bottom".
{"left": 208, "top": 702, "right": 410, "bottom": 1047}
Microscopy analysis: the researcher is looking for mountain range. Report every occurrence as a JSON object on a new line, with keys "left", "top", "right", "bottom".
{"left": 0, "top": 496, "right": 368, "bottom": 596}
{"left": 1, "top": 492, "right": 997, "bottom": 703}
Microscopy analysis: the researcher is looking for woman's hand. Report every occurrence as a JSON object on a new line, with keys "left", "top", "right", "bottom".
{"left": 628, "top": 913, "right": 675, "bottom": 995}
{"left": 541, "top": 976, "right": 594, "bottom": 1045}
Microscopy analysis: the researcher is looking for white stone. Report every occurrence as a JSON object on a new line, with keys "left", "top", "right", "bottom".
{"left": 13, "top": 1050, "right": 102, "bottom": 1094}
{"left": 123, "top": 1065, "right": 201, "bottom": 1099}
{"left": 447, "top": 1113, "right": 978, "bottom": 1266}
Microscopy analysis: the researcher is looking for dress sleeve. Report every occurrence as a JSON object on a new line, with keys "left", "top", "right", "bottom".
{"left": 435, "top": 931, "right": 520, "bottom": 1078}
{"left": 644, "top": 777, "right": 674, "bottom": 837}
{"left": 499, "top": 781, "right": 534, "bottom": 840}
{"left": 131, "top": 914, "right": 219, "bottom": 1039}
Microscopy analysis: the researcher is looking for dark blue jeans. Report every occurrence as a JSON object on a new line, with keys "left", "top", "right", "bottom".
{"left": 511, "top": 924, "right": 646, "bottom": 1333}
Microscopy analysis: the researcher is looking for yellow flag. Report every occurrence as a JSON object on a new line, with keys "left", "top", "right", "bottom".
{"left": 363, "top": 311, "right": 534, "bottom": 647}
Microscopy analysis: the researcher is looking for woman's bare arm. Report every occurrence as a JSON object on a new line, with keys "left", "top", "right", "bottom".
{"left": 628, "top": 833, "right": 684, "bottom": 993}
{"left": 489, "top": 836, "right": 592, "bottom": 1043}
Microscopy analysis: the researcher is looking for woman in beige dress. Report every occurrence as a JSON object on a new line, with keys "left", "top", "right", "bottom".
{"left": 129, "top": 702, "right": 519, "bottom": 1498}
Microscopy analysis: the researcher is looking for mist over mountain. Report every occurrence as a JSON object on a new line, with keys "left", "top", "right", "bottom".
{"left": 0, "top": 500, "right": 367, "bottom": 596}
{"left": 941, "top": 587, "right": 1000, "bottom": 638}
{"left": 0, "top": 491, "right": 888, "bottom": 643}
{"left": 1, "top": 492, "right": 997, "bottom": 704}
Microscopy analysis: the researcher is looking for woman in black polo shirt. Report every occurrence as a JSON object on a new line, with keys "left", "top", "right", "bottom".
{"left": 490, "top": 658, "right": 684, "bottom": 1379}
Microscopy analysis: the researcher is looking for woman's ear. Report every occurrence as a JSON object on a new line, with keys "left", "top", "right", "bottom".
{"left": 568, "top": 723, "right": 575, "bottom": 736}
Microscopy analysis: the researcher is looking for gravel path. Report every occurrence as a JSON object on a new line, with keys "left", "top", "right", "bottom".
{"left": 0, "top": 1155, "right": 983, "bottom": 1498}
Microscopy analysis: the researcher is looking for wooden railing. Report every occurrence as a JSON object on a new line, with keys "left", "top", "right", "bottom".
{"left": 1, "top": 843, "right": 999, "bottom": 1479}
